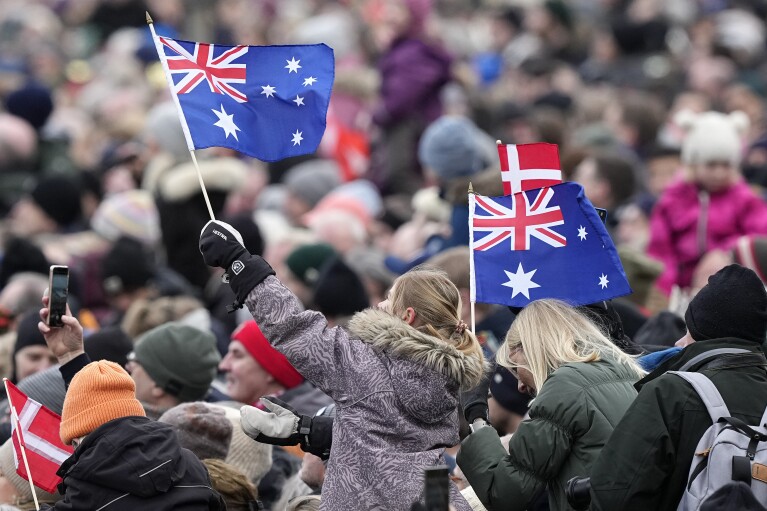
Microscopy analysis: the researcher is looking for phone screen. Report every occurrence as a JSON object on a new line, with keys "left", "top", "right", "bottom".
{"left": 424, "top": 466, "right": 449, "bottom": 511}
{"left": 48, "top": 267, "right": 69, "bottom": 327}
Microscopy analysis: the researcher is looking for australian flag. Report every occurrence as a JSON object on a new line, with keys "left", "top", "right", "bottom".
{"left": 470, "top": 182, "right": 631, "bottom": 307}
{"left": 153, "top": 34, "right": 334, "bottom": 162}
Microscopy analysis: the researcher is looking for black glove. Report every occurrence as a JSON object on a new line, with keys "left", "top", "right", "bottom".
{"left": 199, "top": 220, "right": 275, "bottom": 308}
{"left": 304, "top": 415, "right": 334, "bottom": 460}
{"left": 461, "top": 364, "right": 493, "bottom": 425}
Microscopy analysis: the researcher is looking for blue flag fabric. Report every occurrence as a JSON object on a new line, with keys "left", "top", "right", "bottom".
{"left": 154, "top": 34, "right": 334, "bottom": 162}
{"left": 470, "top": 182, "right": 631, "bottom": 307}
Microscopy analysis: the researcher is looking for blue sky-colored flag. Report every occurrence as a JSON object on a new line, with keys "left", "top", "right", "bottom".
{"left": 153, "top": 34, "right": 334, "bottom": 162}
{"left": 470, "top": 182, "right": 631, "bottom": 307}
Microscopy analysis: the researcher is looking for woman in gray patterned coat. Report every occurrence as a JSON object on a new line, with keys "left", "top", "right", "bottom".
{"left": 199, "top": 220, "right": 486, "bottom": 511}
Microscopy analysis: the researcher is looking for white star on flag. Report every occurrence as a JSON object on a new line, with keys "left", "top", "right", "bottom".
{"left": 578, "top": 225, "right": 588, "bottom": 241}
{"left": 598, "top": 274, "right": 609, "bottom": 289}
{"left": 212, "top": 104, "right": 240, "bottom": 140}
{"left": 293, "top": 95, "right": 305, "bottom": 106}
{"left": 261, "top": 85, "right": 276, "bottom": 98}
{"left": 285, "top": 57, "right": 301, "bottom": 73}
{"left": 502, "top": 263, "right": 541, "bottom": 299}
{"left": 291, "top": 130, "right": 303, "bottom": 146}
{"left": 303, "top": 76, "right": 317, "bottom": 86}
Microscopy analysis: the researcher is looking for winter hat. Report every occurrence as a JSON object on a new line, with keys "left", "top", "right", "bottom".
{"left": 685, "top": 264, "right": 767, "bottom": 343}
{"left": 231, "top": 321, "right": 303, "bottom": 389}
{"left": 91, "top": 190, "right": 161, "bottom": 246}
{"left": 83, "top": 326, "right": 133, "bottom": 368}
{"left": 0, "top": 440, "right": 61, "bottom": 504}
{"left": 418, "top": 116, "right": 486, "bottom": 181}
{"left": 285, "top": 243, "right": 336, "bottom": 287}
{"left": 14, "top": 365, "right": 66, "bottom": 415}
{"left": 329, "top": 179, "right": 383, "bottom": 219}
{"left": 733, "top": 235, "right": 767, "bottom": 284}
{"left": 283, "top": 159, "right": 341, "bottom": 209}
{"left": 30, "top": 176, "right": 82, "bottom": 227}
{"left": 0, "top": 237, "right": 49, "bottom": 289}
{"left": 345, "top": 247, "right": 397, "bottom": 291}
{"left": 158, "top": 402, "right": 233, "bottom": 460}
{"left": 489, "top": 366, "right": 530, "bottom": 417}
{"left": 143, "top": 102, "right": 189, "bottom": 161}
{"left": 13, "top": 311, "right": 48, "bottom": 360}
{"left": 312, "top": 257, "right": 369, "bottom": 318}
{"left": 60, "top": 361, "right": 146, "bottom": 445}
{"left": 676, "top": 110, "right": 749, "bottom": 166}
{"left": 699, "top": 481, "right": 767, "bottom": 511}
{"left": 216, "top": 404, "right": 273, "bottom": 484}
{"left": 5, "top": 82, "right": 53, "bottom": 131}
{"left": 132, "top": 323, "right": 221, "bottom": 402}
{"left": 101, "top": 237, "right": 154, "bottom": 295}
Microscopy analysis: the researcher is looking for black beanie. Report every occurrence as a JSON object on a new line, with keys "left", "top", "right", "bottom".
{"left": 101, "top": 237, "right": 154, "bottom": 295}
{"left": 312, "top": 257, "right": 369, "bottom": 318}
{"left": 0, "top": 237, "right": 49, "bottom": 289}
{"left": 13, "top": 311, "right": 47, "bottom": 359}
{"left": 489, "top": 366, "right": 530, "bottom": 417}
{"left": 84, "top": 327, "right": 133, "bottom": 368}
{"left": 30, "top": 176, "right": 82, "bottom": 227}
{"left": 685, "top": 264, "right": 767, "bottom": 343}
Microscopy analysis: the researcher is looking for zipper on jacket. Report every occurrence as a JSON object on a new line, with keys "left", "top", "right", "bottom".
{"left": 697, "top": 189, "right": 709, "bottom": 257}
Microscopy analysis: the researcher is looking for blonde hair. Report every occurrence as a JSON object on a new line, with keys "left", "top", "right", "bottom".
{"left": 287, "top": 495, "right": 321, "bottom": 511}
{"left": 202, "top": 459, "right": 258, "bottom": 511}
{"left": 390, "top": 266, "right": 485, "bottom": 387}
{"left": 497, "top": 299, "right": 645, "bottom": 392}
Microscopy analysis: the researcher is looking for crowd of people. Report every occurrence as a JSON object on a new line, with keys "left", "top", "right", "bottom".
{"left": 0, "top": 0, "right": 767, "bottom": 509}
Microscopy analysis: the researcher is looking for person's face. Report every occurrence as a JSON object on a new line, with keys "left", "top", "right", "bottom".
{"left": 675, "top": 330, "right": 695, "bottom": 348}
{"left": 694, "top": 161, "right": 737, "bottom": 193}
{"left": 508, "top": 348, "right": 536, "bottom": 396}
{"left": 572, "top": 158, "right": 610, "bottom": 209}
{"left": 9, "top": 198, "right": 57, "bottom": 237}
{"left": 647, "top": 156, "right": 681, "bottom": 197}
{"left": 616, "top": 204, "right": 650, "bottom": 252}
{"left": 299, "top": 452, "right": 326, "bottom": 490}
{"left": 14, "top": 345, "right": 57, "bottom": 382}
{"left": 219, "top": 341, "right": 277, "bottom": 404}
{"left": 282, "top": 192, "right": 312, "bottom": 226}
{"left": 125, "top": 358, "right": 159, "bottom": 404}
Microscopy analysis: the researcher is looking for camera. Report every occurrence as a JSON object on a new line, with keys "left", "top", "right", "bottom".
{"left": 565, "top": 476, "right": 591, "bottom": 510}
{"left": 411, "top": 466, "right": 450, "bottom": 511}
{"left": 47, "top": 265, "right": 69, "bottom": 328}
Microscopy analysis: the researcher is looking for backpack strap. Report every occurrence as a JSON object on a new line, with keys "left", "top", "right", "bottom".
{"left": 669, "top": 371, "right": 731, "bottom": 424}
{"left": 678, "top": 348, "right": 752, "bottom": 371}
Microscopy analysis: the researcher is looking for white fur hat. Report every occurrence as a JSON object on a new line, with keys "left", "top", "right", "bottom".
{"left": 676, "top": 110, "right": 749, "bottom": 166}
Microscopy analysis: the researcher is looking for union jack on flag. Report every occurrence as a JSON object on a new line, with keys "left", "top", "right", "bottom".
{"left": 160, "top": 37, "right": 248, "bottom": 103}
{"left": 151, "top": 30, "right": 334, "bottom": 162}
{"left": 473, "top": 187, "right": 565, "bottom": 252}
{"left": 469, "top": 182, "right": 631, "bottom": 307}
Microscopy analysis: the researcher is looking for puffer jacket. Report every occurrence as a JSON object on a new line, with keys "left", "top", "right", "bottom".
{"left": 44, "top": 416, "right": 224, "bottom": 510}
{"left": 244, "top": 276, "right": 486, "bottom": 511}
{"left": 457, "top": 358, "right": 640, "bottom": 511}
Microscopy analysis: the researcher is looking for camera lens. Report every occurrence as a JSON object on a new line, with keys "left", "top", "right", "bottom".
{"left": 565, "top": 477, "right": 591, "bottom": 510}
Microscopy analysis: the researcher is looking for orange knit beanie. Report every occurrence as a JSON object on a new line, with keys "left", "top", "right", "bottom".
{"left": 60, "top": 361, "right": 146, "bottom": 445}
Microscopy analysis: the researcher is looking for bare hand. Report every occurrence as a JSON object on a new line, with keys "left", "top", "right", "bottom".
{"left": 38, "top": 296, "right": 84, "bottom": 365}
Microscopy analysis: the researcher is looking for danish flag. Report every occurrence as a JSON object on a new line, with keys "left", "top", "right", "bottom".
{"left": 498, "top": 143, "right": 562, "bottom": 195}
{"left": 160, "top": 37, "right": 248, "bottom": 103}
{"left": 472, "top": 187, "right": 566, "bottom": 251}
{"left": 5, "top": 380, "right": 73, "bottom": 493}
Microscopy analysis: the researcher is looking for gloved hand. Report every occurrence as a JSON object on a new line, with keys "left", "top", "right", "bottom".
{"left": 461, "top": 365, "right": 493, "bottom": 425}
{"left": 199, "top": 220, "right": 275, "bottom": 308}
{"left": 241, "top": 397, "right": 304, "bottom": 446}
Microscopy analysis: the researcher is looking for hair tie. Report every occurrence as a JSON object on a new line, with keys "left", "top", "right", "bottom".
{"left": 455, "top": 320, "right": 467, "bottom": 334}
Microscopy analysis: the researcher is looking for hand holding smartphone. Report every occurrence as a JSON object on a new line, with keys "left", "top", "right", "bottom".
{"left": 47, "top": 265, "right": 69, "bottom": 328}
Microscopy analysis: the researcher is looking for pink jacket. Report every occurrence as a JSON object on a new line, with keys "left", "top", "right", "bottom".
{"left": 648, "top": 179, "right": 767, "bottom": 294}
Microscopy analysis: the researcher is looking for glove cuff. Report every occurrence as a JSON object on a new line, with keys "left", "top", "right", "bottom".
{"left": 464, "top": 403, "right": 490, "bottom": 425}
{"left": 227, "top": 255, "right": 276, "bottom": 308}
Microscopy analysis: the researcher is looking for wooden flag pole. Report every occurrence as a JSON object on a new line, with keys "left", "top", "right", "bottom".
{"left": 146, "top": 12, "right": 215, "bottom": 222}
{"left": 468, "top": 182, "right": 476, "bottom": 335}
{"left": 3, "top": 379, "right": 40, "bottom": 511}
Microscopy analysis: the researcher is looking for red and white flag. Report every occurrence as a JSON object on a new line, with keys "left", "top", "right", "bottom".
{"left": 497, "top": 143, "right": 562, "bottom": 195}
{"left": 5, "top": 380, "right": 73, "bottom": 493}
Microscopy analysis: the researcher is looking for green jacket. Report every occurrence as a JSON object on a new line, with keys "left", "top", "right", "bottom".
{"left": 589, "top": 338, "right": 767, "bottom": 511}
{"left": 457, "top": 358, "right": 640, "bottom": 511}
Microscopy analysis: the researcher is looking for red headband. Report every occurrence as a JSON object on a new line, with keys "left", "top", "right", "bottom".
{"left": 231, "top": 320, "right": 304, "bottom": 389}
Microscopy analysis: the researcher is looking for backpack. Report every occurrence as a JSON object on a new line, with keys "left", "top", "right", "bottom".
{"left": 669, "top": 370, "right": 767, "bottom": 510}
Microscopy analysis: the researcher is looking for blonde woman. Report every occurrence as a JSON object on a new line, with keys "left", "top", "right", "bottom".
{"left": 457, "top": 299, "right": 645, "bottom": 511}
{"left": 199, "top": 220, "right": 486, "bottom": 511}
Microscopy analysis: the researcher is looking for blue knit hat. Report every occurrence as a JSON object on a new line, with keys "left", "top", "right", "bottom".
{"left": 418, "top": 116, "right": 486, "bottom": 181}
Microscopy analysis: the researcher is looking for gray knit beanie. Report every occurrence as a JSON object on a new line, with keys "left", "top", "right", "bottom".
{"left": 283, "top": 160, "right": 341, "bottom": 209}
{"left": 158, "top": 402, "right": 233, "bottom": 460}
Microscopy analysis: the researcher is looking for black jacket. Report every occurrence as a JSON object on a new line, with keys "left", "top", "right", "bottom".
{"left": 589, "top": 338, "right": 767, "bottom": 511}
{"left": 44, "top": 416, "right": 224, "bottom": 510}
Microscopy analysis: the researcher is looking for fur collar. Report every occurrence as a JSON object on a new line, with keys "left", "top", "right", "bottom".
{"left": 157, "top": 157, "right": 247, "bottom": 203}
{"left": 347, "top": 308, "right": 487, "bottom": 389}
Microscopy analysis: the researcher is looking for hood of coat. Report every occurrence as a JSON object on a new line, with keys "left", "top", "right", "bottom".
{"left": 348, "top": 308, "right": 486, "bottom": 423}
{"left": 60, "top": 416, "right": 194, "bottom": 498}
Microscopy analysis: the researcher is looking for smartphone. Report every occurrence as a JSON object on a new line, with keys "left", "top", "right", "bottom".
{"left": 424, "top": 466, "right": 449, "bottom": 511}
{"left": 47, "top": 265, "right": 69, "bottom": 328}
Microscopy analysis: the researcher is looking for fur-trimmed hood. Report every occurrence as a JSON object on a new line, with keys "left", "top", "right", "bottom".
{"left": 348, "top": 308, "right": 487, "bottom": 390}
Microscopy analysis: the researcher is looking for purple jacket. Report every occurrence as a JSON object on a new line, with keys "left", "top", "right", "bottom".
{"left": 648, "top": 179, "right": 767, "bottom": 293}
{"left": 244, "top": 277, "right": 485, "bottom": 511}
{"left": 373, "top": 37, "right": 452, "bottom": 128}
